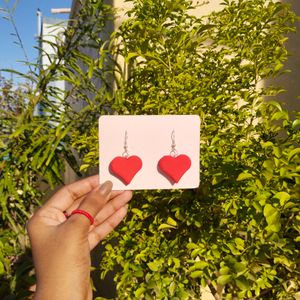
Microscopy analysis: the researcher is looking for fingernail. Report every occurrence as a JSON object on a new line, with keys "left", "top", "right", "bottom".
{"left": 99, "top": 180, "right": 113, "bottom": 195}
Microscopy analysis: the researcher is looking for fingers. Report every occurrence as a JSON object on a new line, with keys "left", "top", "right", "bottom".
{"left": 87, "top": 191, "right": 132, "bottom": 249}
{"left": 65, "top": 190, "right": 124, "bottom": 216}
{"left": 67, "top": 181, "right": 113, "bottom": 231}
{"left": 44, "top": 175, "right": 100, "bottom": 212}
{"left": 88, "top": 205, "right": 129, "bottom": 250}
{"left": 93, "top": 191, "right": 133, "bottom": 226}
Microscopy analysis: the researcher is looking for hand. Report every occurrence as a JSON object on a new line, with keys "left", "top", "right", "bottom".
{"left": 27, "top": 175, "right": 132, "bottom": 300}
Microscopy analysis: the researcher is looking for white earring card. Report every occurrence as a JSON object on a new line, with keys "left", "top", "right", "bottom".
{"left": 99, "top": 115, "right": 200, "bottom": 190}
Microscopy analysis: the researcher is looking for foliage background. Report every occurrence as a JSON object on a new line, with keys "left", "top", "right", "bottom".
{"left": 0, "top": 0, "right": 300, "bottom": 299}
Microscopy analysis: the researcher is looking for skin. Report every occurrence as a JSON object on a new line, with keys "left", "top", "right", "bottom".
{"left": 27, "top": 175, "right": 133, "bottom": 300}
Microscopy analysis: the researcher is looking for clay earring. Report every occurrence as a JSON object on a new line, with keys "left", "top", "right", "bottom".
{"left": 109, "top": 131, "right": 142, "bottom": 185}
{"left": 157, "top": 130, "right": 191, "bottom": 184}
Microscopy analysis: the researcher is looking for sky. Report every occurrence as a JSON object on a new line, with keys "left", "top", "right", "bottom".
{"left": 0, "top": 0, "right": 72, "bottom": 81}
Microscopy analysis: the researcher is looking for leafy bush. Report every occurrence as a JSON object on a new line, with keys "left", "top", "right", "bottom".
{"left": 0, "top": 77, "right": 40, "bottom": 299}
{"left": 0, "top": 1, "right": 115, "bottom": 297}
{"left": 0, "top": 0, "right": 299, "bottom": 299}
{"left": 96, "top": 0, "right": 300, "bottom": 299}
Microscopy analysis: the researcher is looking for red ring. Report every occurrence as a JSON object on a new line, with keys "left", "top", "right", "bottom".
{"left": 70, "top": 209, "right": 94, "bottom": 225}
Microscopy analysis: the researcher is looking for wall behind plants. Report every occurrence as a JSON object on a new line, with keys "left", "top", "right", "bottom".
{"left": 269, "top": 0, "right": 300, "bottom": 116}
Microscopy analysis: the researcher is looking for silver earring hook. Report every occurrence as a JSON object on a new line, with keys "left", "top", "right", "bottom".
{"left": 170, "top": 130, "right": 177, "bottom": 157}
{"left": 122, "top": 130, "right": 129, "bottom": 158}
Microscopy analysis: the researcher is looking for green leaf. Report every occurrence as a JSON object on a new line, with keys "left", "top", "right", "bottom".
{"left": 288, "top": 148, "right": 300, "bottom": 162}
{"left": 237, "top": 172, "right": 254, "bottom": 181}
{"left": 292, "top": 119, "right": 300, "bottom": 128}
{"left": 158, "top": 223, "right": 176, "bottom": 230}
{"left": 266, "top": 223, "right": 281, "bottom": 233}
{"left": 220, "top": 266, "right": 230, "bottom": 275}
{"left": 273, "top": 191, "right": 290, "bottom": 206}
{"left": 125, "top": 52, "right": 140, "bottom": 62}
{"left": 147, "top": 261, "right": 160, "bottom": 272}
{"left": 295, "top": 236, "right": 300, "bottom": 242}
{"left": 217, "top": 274, "right": 232, "bottom": 285}
{"left": 172, "top": 257, "right": 180, "bottom": 268}
{"left": 261, "top": 141, "right": 274, "bottom": 148}
{"left": 190, "top": 270, "right": 203, "bottom": 278}
{"left": 134, "top": 286, "right": 146, "bottom": 298}
{"left": 235, "top": 277, "right": 250, "bottom": 290}
{"left": 274, "top": 62, "right": 283, "bottom": 72}
{"left": 0, "top": 261, "right": 4, "bottom": 275}
{"left": 176, "top": 289, "right": 190, "bottom": 300}
{"left": 234, "top": 262, "right": 246, "bottom": 274}
{"left": 88, "top": 61, "right": 94, "bottom": 79}
{"left": 263, "top": 204, "right": 277, "bottom": 219}
{"left": 187, "top": 243, "right": 199, "bottom": 250}
{"left": 166, "top": 217, "right": 177, "bottom": 227}
{"left": 271, "top": 111, "right": 288, "bottom": 121}
{"left": 267, "top": 100, "right": 283, "bottom": 112}
{"left": 132, "top": 208, "right": 143, "bottom": 218}
{"left": 194, "top": 261, "right": 208, "bottom": 270}
{"left": 264, "top": 204, "right": 281, "bottom": 232}
{"left": 169, "top": 281, "right": 176, "bottom": 296}
{"left": 134, "top": 269, "right": 144, "bottom": 277}
{"left": 266, "top": 211, "right": 280, "bottom": 225}
{"left": 79, "top": 164, "right": 90, "bottom": 171}
{"left": 212, "top": 249, "right": 221, "bottom": 258}
{"left": 274, "top": 256, "right": 292, "bottom": 267}
{"left": 105, "top": 244, "right": 113, "bottom": 251}
{"left": 234, "top": 238, "right": 245, "bottom": 250}
{"left": 273, "top": 146, "right": 281, "bottom": 158}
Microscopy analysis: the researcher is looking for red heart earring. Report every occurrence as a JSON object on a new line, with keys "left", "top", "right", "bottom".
{"left": 158, "top": 130, "right": 191, "bottom": 184}
{"left": 109, "top": 131, "right": 142, "bottom": 185}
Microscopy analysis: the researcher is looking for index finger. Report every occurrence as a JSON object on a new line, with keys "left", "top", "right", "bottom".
{"left": 44, "top": 175, "right": 100, "bottom": 211}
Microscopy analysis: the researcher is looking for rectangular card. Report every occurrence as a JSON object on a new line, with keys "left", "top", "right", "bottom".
{"left": 99, "top": 115, "right": 200, "bottom": 190}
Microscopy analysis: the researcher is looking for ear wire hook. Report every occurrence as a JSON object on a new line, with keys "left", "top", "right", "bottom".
{"left": 170, "top": 130, "right": 178, "bottom": 157}
{"left": 122, "top": 130, "right": 129, "bottom": 158}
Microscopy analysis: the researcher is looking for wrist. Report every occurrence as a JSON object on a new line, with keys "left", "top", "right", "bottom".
{"left": 34, "top": 273, "right": 91, "bottom": 300}
{"left": 35, "top": 285, "right": 90, "bottom": 300}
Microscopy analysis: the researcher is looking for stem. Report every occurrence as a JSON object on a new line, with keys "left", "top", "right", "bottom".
{"left": 4, "top": 1, "right": 34, "bottom": 75}
{"left": 207, "top": 280, "right": 222, "bottom": 300}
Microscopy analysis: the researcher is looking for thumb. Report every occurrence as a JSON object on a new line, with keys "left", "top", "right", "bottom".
{"left": 67, "top": 181, "right": 113, "bottom": 231}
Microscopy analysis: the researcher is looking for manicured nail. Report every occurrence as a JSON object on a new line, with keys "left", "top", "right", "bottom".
{"left": 99, "top": 180, "right": 113, "bottom": 195}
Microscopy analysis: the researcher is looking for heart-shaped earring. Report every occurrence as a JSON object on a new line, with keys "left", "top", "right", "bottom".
{"left": 109, "top": 131, "right": 142, "bottom": 185}
{"left": 158, "top": 130, "right": 191, "bottom": 184}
